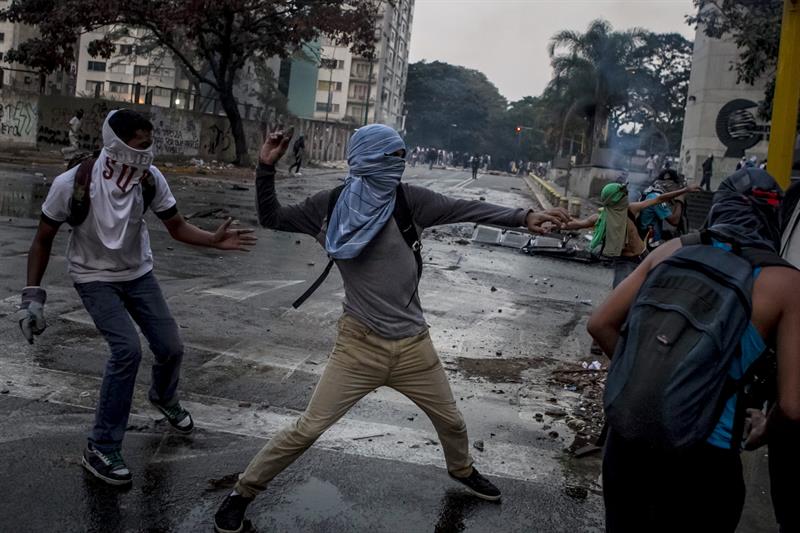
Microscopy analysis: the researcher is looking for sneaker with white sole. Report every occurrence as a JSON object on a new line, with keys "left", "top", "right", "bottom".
{"left": 449, "top": 467, "right": 502, "bottom": 501}
{"left": 82, "top": 445, "right": 132, "bottom": 486}
{"left": 150, "top": 399, "right": 194, "bottom": 434}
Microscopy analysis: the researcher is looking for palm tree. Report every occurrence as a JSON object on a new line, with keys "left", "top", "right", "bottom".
{"left": 548, "top": 19, "right": 648, "bottom": 160}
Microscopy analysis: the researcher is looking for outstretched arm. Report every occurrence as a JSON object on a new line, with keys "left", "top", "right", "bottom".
{"left": 630, "top": 185, "right": 700, "bottom": 214}
{"left": 255, "top": 128, "right": 329, "bottom": 235}
{"left": 162, "top": 215, "right": 256, "bottom": 252}
{"left": 562, "top": 214, "right": 599, "bottom": 231}
{"left": 404, "top": 184, "right": 570, "bottom": 234}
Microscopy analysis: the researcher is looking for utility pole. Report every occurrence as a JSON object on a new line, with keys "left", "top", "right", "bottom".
{"left": 363, "top": 55, "right": 375, "bottom": 126}
{"left": 767, "top": 0, "right": 800, "bottom": 188}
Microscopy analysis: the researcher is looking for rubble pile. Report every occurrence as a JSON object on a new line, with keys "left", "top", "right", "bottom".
{"left": 548, "top": 362, "right": 607, "bottom": 445}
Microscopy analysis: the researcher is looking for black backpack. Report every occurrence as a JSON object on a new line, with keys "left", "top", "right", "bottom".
{"left": 604, "top": 230, "right": 794, "bottom": 450}
{"left": 291, "top": 184, "right": 422, "bottom": 309}
{"left": 64, "top": 154, "right": 157, "bottom": 227}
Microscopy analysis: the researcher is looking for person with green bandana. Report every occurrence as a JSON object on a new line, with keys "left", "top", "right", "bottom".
{"left": 565, "top": 181, "right": 700, "bottom": 287}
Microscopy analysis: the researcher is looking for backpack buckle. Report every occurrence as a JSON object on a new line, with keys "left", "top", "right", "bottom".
{"left": 412, "top": 241, "right": 422, "bottom": 252}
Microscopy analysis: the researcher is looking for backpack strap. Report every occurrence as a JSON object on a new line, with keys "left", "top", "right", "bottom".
{"left": 142, "top": 171, "right": 157, "bottom": 214}
{"left": 66, "top": 158, "right": 96, "bottom": 227}
{"left": 394, "top": 184, "right": 423, "bottom": 307}
{"left": 394, "top": 184, "right": 423, "bottom": 281}
{"left": 292, "top": 184, "right": 422, "bottom": 309}
{"left": 740, "top": 247, "right": 798, "bottom": 271}
{"left": 680, "top": 230, "right": 712, "bottom": 247}
{"left": 291, "top": 185, "right": 345, "bottom": 309}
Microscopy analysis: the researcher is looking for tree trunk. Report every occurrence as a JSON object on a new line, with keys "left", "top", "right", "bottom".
{"left": 591, "top": 105, "right": 609, "bottom": 163}
{"left": 218, "top": 88, "right": 250, "bottom": 166}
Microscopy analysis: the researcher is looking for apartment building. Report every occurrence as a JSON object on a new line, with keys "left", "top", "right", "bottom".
{"left": 0, "top": 0, "right": 73, "bottom": 94}
{"left": 75, "top": 28, "right": 196, "bottom": 109}
{"left": 314, "top": 0, "right": 414, "bottom": 131}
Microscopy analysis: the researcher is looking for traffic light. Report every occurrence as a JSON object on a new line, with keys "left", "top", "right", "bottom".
{"left": 515, "top": 126, "right": 522, "bottom": 133}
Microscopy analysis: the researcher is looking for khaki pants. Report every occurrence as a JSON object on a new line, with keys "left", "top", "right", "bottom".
{"left": 235, "top": 314, "right": 474, "bottom": 498}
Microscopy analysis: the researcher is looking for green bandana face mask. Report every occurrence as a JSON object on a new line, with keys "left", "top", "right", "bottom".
{"left": 590, "top": 183, "right": 630, "bottom": 256}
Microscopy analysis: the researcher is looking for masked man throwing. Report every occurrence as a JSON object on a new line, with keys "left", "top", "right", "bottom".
{"left": 213, "top": 124, "right": 570, "bottom": 532}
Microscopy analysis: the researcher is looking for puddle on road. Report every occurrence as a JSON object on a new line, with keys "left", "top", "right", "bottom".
{"left": 0, "top": 178, "right": 50, "bottom": 218}
{"left": 280, "top": 477, "right": 349, "bottom": 522}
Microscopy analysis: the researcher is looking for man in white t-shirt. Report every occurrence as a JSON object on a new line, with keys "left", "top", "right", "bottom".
{"left": 19, "top": 109, "right": 256, "bottom": 486}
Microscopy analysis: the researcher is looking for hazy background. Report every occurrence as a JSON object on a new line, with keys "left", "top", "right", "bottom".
{"left": 408, "top": 0, "right": 696, "bottom": 101}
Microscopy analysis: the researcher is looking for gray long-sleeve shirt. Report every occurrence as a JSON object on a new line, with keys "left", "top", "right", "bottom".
{"left": 256, "top": 163, "right": 529, "bottom": 339}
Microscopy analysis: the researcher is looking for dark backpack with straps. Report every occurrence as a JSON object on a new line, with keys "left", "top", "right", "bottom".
{"left": 64, "top": 155, "right": 157, "bottom": 227}
{"left": 292, "top": 184, "right": 422, "bottom": 309}
{"left": 603, "top": 230, "right": 795, "bottom": 451}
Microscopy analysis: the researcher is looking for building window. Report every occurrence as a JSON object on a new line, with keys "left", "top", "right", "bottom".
{"left": 109, "top": 82, "right": 129, "bottom": 93}
{"left": 320, "top": 58, "right": 344, "bottom": 70}
{"left": 134, "top": 65, "right": 149, "bottom": 76}
{"left": 85, "top": 80, "right": 103, "bottom": 94}
{"left": 151, "top": 66, "right": 174, "bottom": 78}
{"left": 24, "top": 76, "right": 31, "bottom": 85}
{"left": 350, "top": 83, "right": 368, "bottom": 99}
{"left": 0, "top": 32, "right": 5, "bottom": 43}
{"left": 109, "top": 63, "right": 128, "bottom": 74}
{"left": 318, "top": 80, "right": 343, "bottom": 92}
{"left": 316, "top": 102, "right": 340, "bottom": 113}
{"left": 87, "top": 61, "right": 106, "bottom": 72}
{"left": 152, "top": 86, "right": 171, "bottom": 97}
{"left": 117, "top": 44, "right": 134, "bottom": 55}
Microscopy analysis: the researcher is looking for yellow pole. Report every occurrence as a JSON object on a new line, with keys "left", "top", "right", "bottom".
{"left": 767, "top": 0, "right": 800, "bottom": 189}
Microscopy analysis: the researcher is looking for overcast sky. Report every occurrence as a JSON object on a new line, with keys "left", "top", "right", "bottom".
{"left": 408, "top": 0, "right": 697, "bottom": 102}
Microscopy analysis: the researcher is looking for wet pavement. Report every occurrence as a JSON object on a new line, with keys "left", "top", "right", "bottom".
{"left": 0, "top": 162, "right": 774, "bottom": 532}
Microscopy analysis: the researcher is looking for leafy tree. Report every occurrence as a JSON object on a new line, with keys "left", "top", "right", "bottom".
{"left": 545, "top": 20, "right": 692, "bottom": 159}
{"left": 624, "top": 32, "right": 693, "bottom": 152}
{"left": 1, "top": 0, "right": 378, "bottom": 165}
{"left": 687, "top": 0, "right": 783, "bottom": 118}
{"left": 404, "top": 61, "right": 507, "bottom": 153}
{"left": 547, "top": 19, "right": 649, "bottom": 158}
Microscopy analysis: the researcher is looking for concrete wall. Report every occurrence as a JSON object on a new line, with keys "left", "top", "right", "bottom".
{"left": 566, "top": 165, "right": 649, "bottom": 199}
{"left": 679, "top": 26, "right": 770, "bottom": 188}
{"left": 0, "top": 90, "right": 351, "bottom": 163}
{"left": 0, "top": 92, "right": 39, "bottom": 148}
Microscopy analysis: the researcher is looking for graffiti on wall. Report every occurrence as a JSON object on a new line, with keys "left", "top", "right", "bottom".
{"left": 37, "top": 100, "right": 111, "bottom": 150}
{"left": 200, "top": 119, "right": 262, "bottom": 160}
{"left": 0, "top": 100, "right": 38, "bottom": 141}
{"left": 715, "top": 99, "right": 769, "bottom": 158}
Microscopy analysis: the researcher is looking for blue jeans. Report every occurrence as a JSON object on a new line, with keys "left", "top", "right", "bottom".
{"left": 75, "top": 271, "right": 184, "bottom": 452}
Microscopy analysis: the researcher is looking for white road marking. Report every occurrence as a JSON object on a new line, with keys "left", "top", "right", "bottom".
{"left": 200, "top": 279, "right": 305, "bottom": 301}
{"left": 0, "top": 359, "right": 562, "bottom": 484}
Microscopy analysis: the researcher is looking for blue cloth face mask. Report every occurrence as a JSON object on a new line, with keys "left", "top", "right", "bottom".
{"left": 325, "top": 124, "right": 407, "bottom": 260}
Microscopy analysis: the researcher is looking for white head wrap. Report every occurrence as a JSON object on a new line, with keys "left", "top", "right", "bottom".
{"left": 90, "top": 109, "right": 156, "bottom": 250}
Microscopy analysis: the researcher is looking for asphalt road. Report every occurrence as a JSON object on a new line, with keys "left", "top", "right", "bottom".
{"left": 0, "top": 162, "right": 774, "bottom": 532}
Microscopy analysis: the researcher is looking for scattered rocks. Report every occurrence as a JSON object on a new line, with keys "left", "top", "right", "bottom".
{"left": 544, "top": 407, "right": 566, "bottom": 417}
{"left": 490, "top": 286, "right": 498, "bottom": 292}
{"left": 0, "top": 389, "right": 9, "bottom": 394}
{"left": 473, "top": 440, "right": 485, "bottom": 452}
{"left": 548, "top": 431, "right": 560, "bottom": 439}
{"left": 238, "top": 402, "right": 252, "bottom": 408}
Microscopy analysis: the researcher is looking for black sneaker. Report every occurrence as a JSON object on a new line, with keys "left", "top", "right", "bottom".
{"left": 449, "top": 467, "right": 502, "bottom": 501}
{"left": 150, "top": 399, "right": 194, "bottom": 434}
{"left": 214, "top": 493, "right": 253, "bottom": 533}
{"left": 82, "top": 445, "right": 132, "bottom": 486}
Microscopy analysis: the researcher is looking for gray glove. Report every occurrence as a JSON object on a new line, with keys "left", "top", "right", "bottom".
{"left": 18, "top": 287, "right": 47, "bottom": 344}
